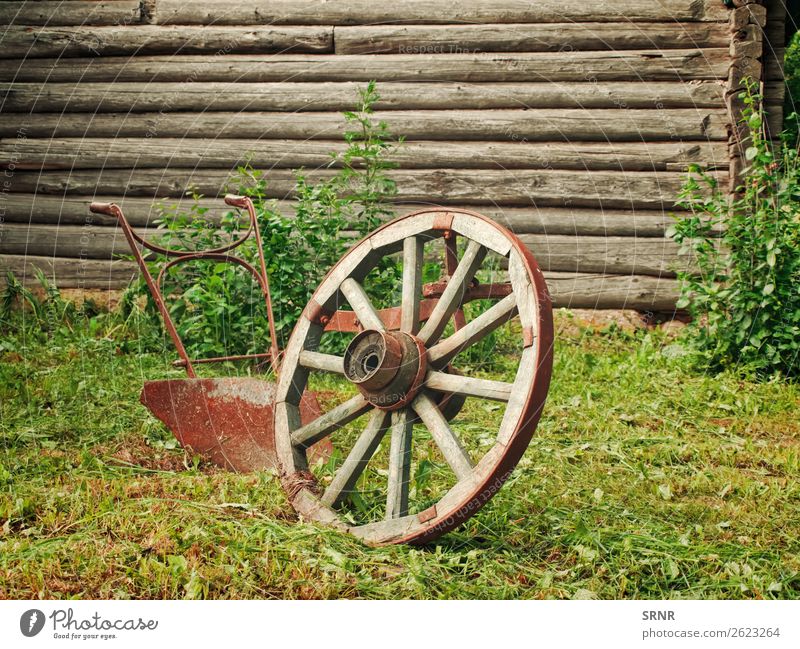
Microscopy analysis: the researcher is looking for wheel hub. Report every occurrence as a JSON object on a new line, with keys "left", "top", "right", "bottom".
{"left": 343, "top": 329, "right": 427, "bottom": 411}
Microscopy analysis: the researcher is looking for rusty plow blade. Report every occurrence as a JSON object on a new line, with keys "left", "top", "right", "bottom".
{"left": 140, "top": 378, "right": 331, "bottom": 472}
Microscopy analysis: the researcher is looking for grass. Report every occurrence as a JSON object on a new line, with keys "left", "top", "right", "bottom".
{"left": 1, "top": 309, "right": 799, "bottom": 599}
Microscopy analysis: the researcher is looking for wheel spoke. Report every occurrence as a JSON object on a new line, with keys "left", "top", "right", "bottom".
{"left": 412, "top": 392, "right": 473, "bottom": 481}
{"left": 321, "top": 409, "right": 390, "bottom": 507}
{"left": 445, "top": 234, "right": 467, "bottom": 332}
{"left": 427, "top": 293, "right": 518, "bottom": 367}
{"left": 426, "top": 370, "right": 512, "bottom": 402}
{"left": 290, "top": 394, "right": 371, "bottom": 448}
{"left": 401, "top": 236, "right": 425, "bottom": 334}
{"left": 386, "top": 409, "right": 414, "bottom": 519}
{"left": 340, "top": 277, "right": 384, "bottom": 331}
{"left": 417, "top": 240, "right": 486, "bottom": 345}
{"left": 299, "top": 350, "right": 345, "bottom": 374}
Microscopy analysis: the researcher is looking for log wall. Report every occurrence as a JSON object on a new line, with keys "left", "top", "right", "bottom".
{"left": 0, "top": 0, "right": 786, "bottom": 311}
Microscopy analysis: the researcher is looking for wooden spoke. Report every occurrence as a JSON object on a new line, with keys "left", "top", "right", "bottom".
{"left": 321, "top": 409, "right": 390, "bottom": 507}
{"left": 299, "top": 350, "right": 345, "bottom": 374}
{"left": 340, "top": 277, "right": 384, "bottom": 331}
{"left": 445, "top": 234, "right": 468, "bottom": 332}
{"left": 290, "top": 394, "right": 371, "bottom": 448}
{"left": 427, "top": 293, "right": 518, "bottom": 367}
{"left": 385, "top": 409, "right": 414, "bottom": 519}
{"left": 417, "top": 239, "right": 486, "bottom": 345}
{"left": 400, "top": 235, "right": 425, "bottom": 334}
{"left": 412, "top": 392, "right": 473, "bottom": 481}
{"left": 426, "top": 370, "right": 512, "bottom": 402}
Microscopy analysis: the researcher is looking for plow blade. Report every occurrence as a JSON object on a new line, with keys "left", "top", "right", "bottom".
{"left": 140, "top": 378, "right": 331, "bottom": 472}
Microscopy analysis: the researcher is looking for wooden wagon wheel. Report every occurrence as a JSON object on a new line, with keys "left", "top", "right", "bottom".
{"left": 274, "top": 209, "right": 554, "bottom": 545}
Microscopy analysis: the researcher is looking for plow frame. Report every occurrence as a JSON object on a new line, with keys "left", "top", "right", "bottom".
{"left": 90, "top": 195, "right": 280, "bottom": 378}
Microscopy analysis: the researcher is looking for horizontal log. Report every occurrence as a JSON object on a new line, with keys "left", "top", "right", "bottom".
{"left": 0, "top": 1, "right": 140, "bottom": 26}
{"left": 0, "top": 137, "right": 730, "bottom": 172}
{"left": 0, "top": 194, "right": 693, "bottom": 237}
{"left": 4, "top": 168, "right": 725, "bottom": 208}
{"left": 0, "top": 80, "right": 729, "bottom": 111}
{"left": 487, "top": 207, "right": 694, "bottom": 237}
{"left": 0, "top": 253, "right": 682, "bottom": 310}
{"left": 334, "top": 23, "right": 732, "bottom": 55}
{"left": 0, "top": 50, "right": 731, "bottom": 83}
{"left": 518, "top": 234, "right": 693, "bottom": 276}
{"left": 0, "top": 90, "right": 729, "bottom": 141}
{"left": 0, "top": 194, "right": 244, "bottom": 227}
{"left": 0, "top": 254, "right": 138, "bottom": 288}
{"left": 0, "top": 223, "right": 160, "bottom": 259}
{"left": 1, "top": 109, "right": 732, "bottom": 142}
{"left": 150, "top": 0, "right": 730, "bottom": 25}
{"left": 0, "top": 223, "right": 691, "bottom": 276}
{"left": 0, "top": 23, "right": 734, "bottom": 59}
{"left": 0, "top": 81, "right": 729, "bottom": 113}
{"left": 544, "top": 271, "right": 680, "bottom": 310}
{"left": 0, "top": 26, "right": 333, "bottom": 58}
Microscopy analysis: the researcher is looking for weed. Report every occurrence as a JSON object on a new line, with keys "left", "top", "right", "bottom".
{"left": 671, "top": 82, "right": 800, "bottom": 379}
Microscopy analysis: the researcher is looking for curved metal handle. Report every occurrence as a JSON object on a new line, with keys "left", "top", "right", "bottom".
{"left": 89, "top": 201, "right": 118, "bottom": 217}
{"left": 224, "top": 194, "right": 251, "bottom": 209}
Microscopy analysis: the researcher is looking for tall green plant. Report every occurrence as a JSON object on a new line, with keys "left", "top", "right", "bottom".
{"left": 671, "top": 84, "right": 800, "bottom": 378}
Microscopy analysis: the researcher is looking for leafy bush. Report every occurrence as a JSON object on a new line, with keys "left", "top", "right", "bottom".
{"left": 671, "top": 84, "right": 800, "bottom": 378}
{"left": 128, "top": 81, "right": 402, "bottom": 360}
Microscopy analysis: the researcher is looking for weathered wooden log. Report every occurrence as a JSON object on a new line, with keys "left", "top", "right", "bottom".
{"left": 0, "top": 137, "right": 730, "bottom": 171}
{"left": 0, "top": 80, "right": 729, "bottom": 112}
{"left": 0, "top": 223, "right": 161, "bottom": 259}
{"left": 544, "top": 271, "right": 680, "bottom": 310}
{"left": 0, "top": 194, "right": 246, "bottom": 227}
{"left": 0, "top": 194, "right": 694, "bottom": 237}
{"left": 0, "top": 26, "right": 334, "bottom": 58}
{"left": 0, "top": 254, "right": 138, "bottom": 288}
{"left": 518, "top": 234, "right": 696, "bottom": 276}
{"left": 0, "top": 222, "right": 692, "bottom": 276}
{"left": 149, "top": 0, "right": 730, "bottom": 25}
{"left": 483, "top": 207, "right": 694, "bottom": 238}
{"left": 0, "top": 50, "right": 732, "bottom": 83}
{"left": 0, "top": 108, "right": 732, "bottom": 142}
{"left": 4, "top": 168, "right": 725, "bottom": 209}
{"left": 335, "top": 23, "right": 731, "bottom": 55}
{"left": 0, "top": 253, "right": 682, "bottom": 310}
{"left": 0, "top": 23, "right": 733, "bottom": 59}
{"left": 0, "top": 1, "right": 140, "bottom": 26}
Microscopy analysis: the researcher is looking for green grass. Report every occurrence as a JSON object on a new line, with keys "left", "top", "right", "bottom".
{"left": 1, "top": 312, "right": 799, "bottom": 599}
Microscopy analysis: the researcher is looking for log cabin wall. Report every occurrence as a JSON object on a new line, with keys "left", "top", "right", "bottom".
{"left": 0, "top": 0, "right": 786, "bottom": 310}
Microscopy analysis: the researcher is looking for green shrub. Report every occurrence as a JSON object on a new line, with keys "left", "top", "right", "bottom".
{"left": 127, "top": 81, "right": 402, "bottom": 360}
{"left": 671, "top": 84, "right": 800, "bottom": 379}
